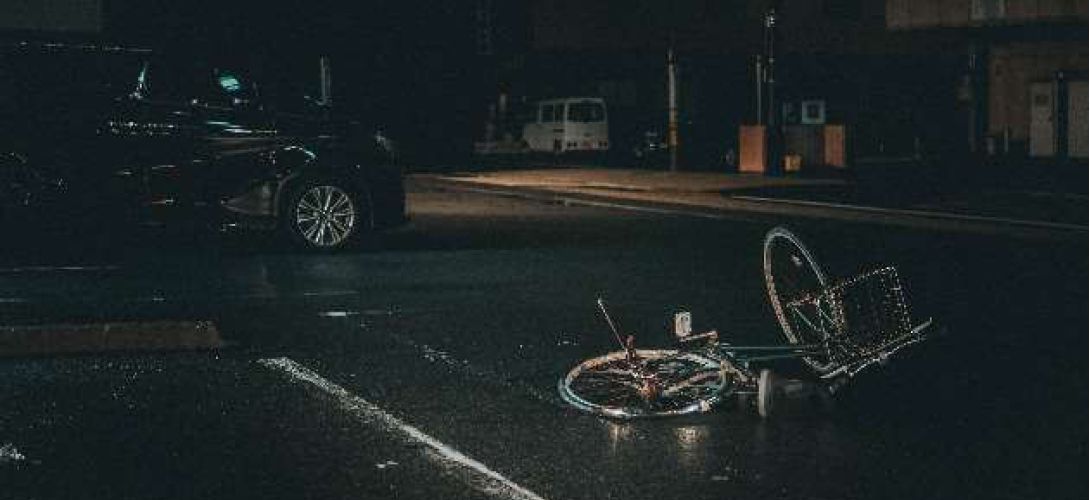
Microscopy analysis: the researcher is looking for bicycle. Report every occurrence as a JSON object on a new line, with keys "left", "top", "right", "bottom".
{"left": 557, "top": 226, "right": 935, "bottom": 418}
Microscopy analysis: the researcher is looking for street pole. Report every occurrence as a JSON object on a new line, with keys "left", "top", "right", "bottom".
{"left": 755, "top": 55, "right": 764, "bottom": 125}
{"left": 763, "top": 7, "right": 781, "bottom": 176}
{"left": 667, "top": 47, "right": 679, "bottom": 171}
{"left": 319, "top": 55, "right": 333, "bottom": 107}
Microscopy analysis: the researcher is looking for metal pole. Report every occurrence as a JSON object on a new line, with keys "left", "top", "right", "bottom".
{"left": 755, "top": 55, "right": 764, "bottom": 125}
{"left": 668, "top": 47, "right": 679, "bottom": 171}
{"left": 764, "top": 8, "right": 781, "bottom": 176}
{"left": 319, "top": 56, "right": 333, "bottom": 107}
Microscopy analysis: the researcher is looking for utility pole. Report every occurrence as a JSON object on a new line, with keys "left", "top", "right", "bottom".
{"left": 667, "top": 47, "right": 679, "bottom": 171}
{"left": 319, "top": 55, "right": 333, "bottom": 107}
{"left": 755, "top": 55, "right": 764, "bottom": 125}
{"left": 763, "top": 6, "right": 781, "bottom": 176}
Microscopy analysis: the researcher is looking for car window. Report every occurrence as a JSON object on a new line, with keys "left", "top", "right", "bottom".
{"left": 206, "top": 69, "right": 254, "bottom": 106}
{"left": 139, "top": 61, "right": 253, "bottom": 108}
{"left": 140, "top": 60, "right": 195, "bottom": 103}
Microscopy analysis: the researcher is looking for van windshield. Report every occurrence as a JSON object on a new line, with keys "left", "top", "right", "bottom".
{"left": 567, "top": 102, "right": 605, "bottom": 123}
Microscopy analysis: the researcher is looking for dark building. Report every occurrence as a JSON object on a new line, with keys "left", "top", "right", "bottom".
{"left": 887, "top": 0, "right": 1087, "bottom": 162}
{"left": 498, "top": 0, "right": 1087, "bottom": 169}
{"left": 5, "top": 1, "right": 1085, "bottom": 168}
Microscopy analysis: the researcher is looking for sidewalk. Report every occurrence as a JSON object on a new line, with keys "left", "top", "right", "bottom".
{"left": 413, "top": 167, "right": 1087, "bottom": 239}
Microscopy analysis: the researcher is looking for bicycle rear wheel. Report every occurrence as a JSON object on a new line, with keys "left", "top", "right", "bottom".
{"left": 762, "top": 227, "right": 837, "bottom": 374}
{"left": 558, "top": 349, "right": 732, "bottom": 418}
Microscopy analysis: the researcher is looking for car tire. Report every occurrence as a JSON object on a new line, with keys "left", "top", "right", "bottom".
{"left": 281, "top": 177, "right": 369, "bottom": 251}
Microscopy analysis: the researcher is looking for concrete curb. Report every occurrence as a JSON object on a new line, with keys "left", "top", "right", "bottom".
{"left": 412, "top": 175, "right": 1087, "bottom": 241}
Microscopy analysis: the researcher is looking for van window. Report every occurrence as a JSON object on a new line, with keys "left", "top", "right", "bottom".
{"left": 568, "top": 102, "right": 605, "bottom": 123}
{"left": 540, "top": 104, "right": 555, "bottom": 123}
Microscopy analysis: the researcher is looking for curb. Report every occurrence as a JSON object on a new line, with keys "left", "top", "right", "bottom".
{"left": 413, "top": 176, "right": 1087, "bottom": 241}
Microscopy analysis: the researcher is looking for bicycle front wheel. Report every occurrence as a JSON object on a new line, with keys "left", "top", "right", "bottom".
{"left": 558, "top": 349, "right": 732, "bottom": 418}
{"left": 762, "top": 227, "right": 837, "bottom": 374}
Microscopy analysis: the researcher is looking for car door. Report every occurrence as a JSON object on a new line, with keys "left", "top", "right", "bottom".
{"left": 186, "top": 68, "right": 284, "bottom": 218}
{"left": 105, "top": 59, "right": 203, "bottom": 225}
{"left": 129, "top": 62, "right": 280, "bottom": 225}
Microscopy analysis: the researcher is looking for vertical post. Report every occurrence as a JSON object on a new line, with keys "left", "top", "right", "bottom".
{"left": 755, "top": 55, "right": 764, "bottom": 125}
{"left": 497, "top": 92, "right": 508, "bottom": 142}
{"left": 1055, "top": 70, "right": 1069, "bottom": 162}
{"left": 319, "top": 55, "right": 333, "bottom": 107}
{"left": 764, "top": 7, "right": 781, "bottom": 176}
{"left": 667, "top": 47, "right": 680, "bottom": 171}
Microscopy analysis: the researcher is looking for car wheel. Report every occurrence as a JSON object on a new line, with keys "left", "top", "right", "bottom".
{"left": 282, "top": 178, "right": 367, "bottom": 251}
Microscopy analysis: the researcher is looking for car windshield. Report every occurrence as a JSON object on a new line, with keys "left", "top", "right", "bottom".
{"left": 567, "top": 102, "right": 604, "bottom": 123}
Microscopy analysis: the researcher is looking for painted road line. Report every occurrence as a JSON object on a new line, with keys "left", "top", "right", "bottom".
{"left": 316, "top": 310, "right": 361, "bottom": 318}
{"left": 258, "top": 357, "right": 549, "bottom": 500}
{"left": 318, "top": 308, "right": 420, "bottom": 318}
{"left": 732, "top": 195, "right": 1087, "bottom": 232}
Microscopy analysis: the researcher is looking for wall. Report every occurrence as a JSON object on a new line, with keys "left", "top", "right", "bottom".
{"left": 988, "top": 40, "right": 1088, "bottom": 142}
{"left": 888, "top": 0, "right": 1087, "bottom": 28}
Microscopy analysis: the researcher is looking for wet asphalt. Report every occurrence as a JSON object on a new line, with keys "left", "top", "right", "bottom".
{"left": 0, "top": 180, "right": 1086, "bottom": 500}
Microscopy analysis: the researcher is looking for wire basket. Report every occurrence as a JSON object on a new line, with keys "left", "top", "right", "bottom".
{"left": 816, "top": 266, "right": 913, "bottom": 364}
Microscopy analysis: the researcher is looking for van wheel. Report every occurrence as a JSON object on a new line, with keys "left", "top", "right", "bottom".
{"left": 282, "top": 178, "right": 366, "bottom": 251}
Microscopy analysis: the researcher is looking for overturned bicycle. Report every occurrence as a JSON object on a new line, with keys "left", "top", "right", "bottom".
{"left": 558, "top": 227, "right": 937, "bottom": 418}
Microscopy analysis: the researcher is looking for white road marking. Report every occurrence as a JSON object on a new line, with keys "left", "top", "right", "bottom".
{"left": 323, "top": 308, "right": 417, "bottom": 318}
{"left": 258, "top": 357, "right": 549, "bottom": 500}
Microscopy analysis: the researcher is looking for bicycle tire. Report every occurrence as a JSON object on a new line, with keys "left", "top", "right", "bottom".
{"left": 762, "top": 227, "right": 837, "bottom": 374}
{"left": 558, "top": 349, "right": 732, "bottom": 418}
{"left": 757, "top": 369, "right": 775, "bottom": 418}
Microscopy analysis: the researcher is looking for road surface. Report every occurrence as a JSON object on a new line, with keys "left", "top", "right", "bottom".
{"left": 1, "top": 179, "right": 1085, "bottom": 499}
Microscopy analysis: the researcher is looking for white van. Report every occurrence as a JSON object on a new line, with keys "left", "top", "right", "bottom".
{"left": 521, "top": 97, "right": 609, "bottom": 153}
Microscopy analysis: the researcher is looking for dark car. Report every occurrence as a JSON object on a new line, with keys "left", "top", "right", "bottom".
{"left": 0, "top": 42, "right": 406, "bottom": 251}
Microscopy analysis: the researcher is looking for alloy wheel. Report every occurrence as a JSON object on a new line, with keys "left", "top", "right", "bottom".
{"left": 293, "top": 184, "right": 357, "bottom": 247}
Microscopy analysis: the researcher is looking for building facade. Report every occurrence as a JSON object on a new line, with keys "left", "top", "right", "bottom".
{"left": 887, "top": 0, "right": 1088, "bottom": 161}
